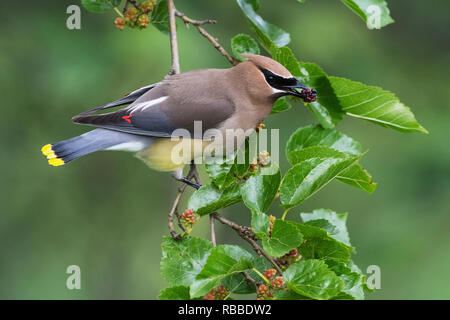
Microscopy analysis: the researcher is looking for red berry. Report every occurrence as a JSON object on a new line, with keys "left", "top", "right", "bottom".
{"left": 114, "top": 17, "right": 125, "bottom": 30}
{"left": 263, "top": 269, "right": 277, "bottom": 280}
{"left": 271, "top": 276, "right": 284, "bottom": 289}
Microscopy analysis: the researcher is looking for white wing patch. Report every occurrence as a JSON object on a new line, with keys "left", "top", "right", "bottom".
{"left": 106, "top": 141, "right": 149, "bottom": 152}
{"left": 130, "top": 96, "right": 168, "bottom": 114}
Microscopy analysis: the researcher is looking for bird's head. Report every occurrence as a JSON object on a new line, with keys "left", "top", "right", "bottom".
{"left": 240, "top": 54, "right": 317, "bottom": 103}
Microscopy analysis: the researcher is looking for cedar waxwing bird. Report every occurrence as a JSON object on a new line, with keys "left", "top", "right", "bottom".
{"left": 41, "top": 54, "right": 317, "bottom": 188}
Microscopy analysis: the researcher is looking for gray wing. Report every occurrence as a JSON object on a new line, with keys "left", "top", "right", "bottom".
{"left": 72, "top": 83, "right": 156, "bottom": 118}
{"left": 72, "top": 74, "right": 236, "bottom": 138}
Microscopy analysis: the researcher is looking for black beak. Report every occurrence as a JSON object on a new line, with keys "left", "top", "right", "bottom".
{"left": 282, "top": 79, "right": 317, "bottom": 103}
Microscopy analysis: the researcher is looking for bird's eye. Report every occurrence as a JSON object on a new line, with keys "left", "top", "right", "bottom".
{"left": 268, "top": 76, "right": 274, "bottom": 80}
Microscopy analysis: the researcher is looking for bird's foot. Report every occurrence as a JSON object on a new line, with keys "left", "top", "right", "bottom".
{"left": 179, "top": 177, "right": 201, "bottom": 189}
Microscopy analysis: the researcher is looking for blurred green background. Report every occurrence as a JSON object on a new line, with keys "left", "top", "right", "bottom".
{"left": 0, "top": 0, "right": 449, "bottom": 299}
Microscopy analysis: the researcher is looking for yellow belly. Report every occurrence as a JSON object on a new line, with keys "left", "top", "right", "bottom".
{"left": 136, "top": 138, "right": 209, "bottom": 172}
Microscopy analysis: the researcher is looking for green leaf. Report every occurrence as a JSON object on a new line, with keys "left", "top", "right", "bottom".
{"left": 284, "top": 259, "right": 344, "bottom": 300}
{"left": 190, "top": 245, "right": 254, "bottom": 298}
{"left": 151, "top": 0, "right": 170, "bottom": 35}
{"left": 158, "top": 286, "right": 191, "bottom": 300}
{"left": 222, "top": 256, "right": 267, "bottom": 294}
{"left": 325, "top": 260, "right": 364, "bottom": 300}
{"left": 231, "top": 34, "right": 260, "bottom": 61}
{"left": 287, "top": 146, "right": 347, "bottom": 165}
{"left": 304, "top": 219, "right": 337, "bottom": 234}
{"left": 205, "top": 155, "right": 236, "bottom": 190}
{"left": 286, "top": 127, "right": 376, "bottom": 193}
{"left": 279, "top": 155, "right": 359, "bottom": 208}
{"left": 296, "top": 224, "right": 352, "bottom": 262}
{"left": 236, "top": 0, "right": 290, "bottom": 50}
{"left": 271, "top": 97, "right": 292, "bottom": 114}
{"left": 251, "top": 211, "right": 271, "bottom": 238}
{"left": 273, "top": 289, "right": 311, "bottom": 300}
{"left": 161, "top": 236, "right": 214, "bottom": 287}
{"left": 188, "top": 184, "right": 241, "bottom": 216}
{"left": 337, "top": 163, "right": 377, "bottom": 193}
{"left": 297, "top": 63, "right": 345, "bottom": 128}
{"left": 262, "top": 220, "right": 303, "bottom": 257}
{"left": 241, "top": 163, "right": 281, "bottom": 214}
{"left": 233, "top": 137, "right": 256, "bottom": 178}
{"left": 271, "top": 47, "right": 302, "bottom": 76}
{"left": 329, "top": 76, "right": 428, "bottom": 134}
{"left": 341, "top": 0, "right": 394, "bottom": 29}
{"left": 301, "top": 209, "right": 352, "bottom": 247}
{"left": 286, "top": 125, "right": 362, "bottom": 159}
{"left": 81, "top": 0, "right": 114, "bottom": 13}
{"left": 287, "top": 146, "right": 376, "bottom": 194}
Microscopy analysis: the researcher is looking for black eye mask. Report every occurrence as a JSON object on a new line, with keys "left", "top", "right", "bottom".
{"left": 259, "top": 68, "right": 299, "bottom": 89}
{"left": 258, "top": 67, "right": 317, "bottom": 103}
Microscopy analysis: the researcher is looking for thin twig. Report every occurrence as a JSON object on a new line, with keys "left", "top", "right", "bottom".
{"left": 242, "top": 271, "right": 260, "bottom": 289}
{"left": 175, "top": 9, "right": 237, "bottom": 66}
{"left": 166, "top": 0, "right": 180, "bottom": 75}
{"left": 212, "top": 213, "right": 283, "bottom": 275}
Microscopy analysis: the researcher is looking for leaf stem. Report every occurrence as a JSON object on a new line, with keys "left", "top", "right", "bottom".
{"left": 281, "top": 208, "right": 290, "bottom": 221}
{"left": 252, "top": 268, "right": 270, "bottom": 285}
{"left": 113, "top": 7, "right": 124, "bottom": 18}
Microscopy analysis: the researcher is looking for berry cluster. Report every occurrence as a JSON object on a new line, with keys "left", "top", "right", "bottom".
{"left": 256, "top": 269, "right": 286, "bottom": 299}
{"left": 182, "top": 209, "right": 197, "bottom": 228}
{"left": 204, "top": 285, "right": 229, "bottom": 300}
{"left": 249, "top": 150, "right": 271, "bottom": 173}
{"left": 300, "top": 88, "right": 317, "bottom": 103}
{"left": 276, "top": 248, "right": 300, "bottom": 269}
{"left": 114, "top": 0, "right": 156, "bottom": 30}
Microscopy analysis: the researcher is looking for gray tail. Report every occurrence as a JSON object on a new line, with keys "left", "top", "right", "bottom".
{"left": 41, "top": 128, "right": 148, "bottom": 166}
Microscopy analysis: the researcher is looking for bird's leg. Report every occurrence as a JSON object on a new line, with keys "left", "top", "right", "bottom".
{"left": 171, "top": 168, "right": 201, "bottom": 189}
{"left": 179, "top": 177, "right": 201, "bottom": 189}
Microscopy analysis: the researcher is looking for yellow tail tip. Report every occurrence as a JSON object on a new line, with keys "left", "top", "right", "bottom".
{"left": 48, "top": 158, "right": 65, "bottom": 167}
{"left": 41, "top": 144, "right": 53, "bottom": 155}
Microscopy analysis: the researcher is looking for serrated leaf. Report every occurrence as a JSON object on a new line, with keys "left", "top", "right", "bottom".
{"left": 161, "top": 236, "right": 214, "bottom": 287}
{"left": 188, "top": 184, "right": 241, "bottom": 216}
{"left": 190, "top": 245, "right": 254, "bottom": 298}
{"left": 337, "top": 163, "right": 377, "bottom": 193}
{"left": 301, "top": 209, "right": 352, "bottom": 246}
{"left": 158, "top": 286, "right": 191, "bottom": 300}
{"left": 287, "top": 146, "right": 376, "bottom": 194}
{"left": 241, "top": 163, "right": 281, "bottom": 215}
{"left": 325, "top": 260, "right": 364, "bottom": 300}
{"left": 341, "top": 0, "right": 394, "bottom": 29}
{"left": 273, "top": 289, "right": 311, "bottom": 300}
{"left": 297, "top": 63, "right": 345, "bottom": 128}
{"left": 271, "top": 46, "right": 302, "bottom": 76}
{"left": 236, "top": 0, "right": 290, "bottom": 50}
{"left": 222, "top": 256, "right": 267, "bottom": 294}
{"left": 234, "top": 137, "right": 256, "bottom": 178}
{"left": 271, "top": 97, "right": 292, "bottom": 114}
{"left": 151, "top": 0, "right": 170, "bottom": 35}
{"left": 231, "top": 34, "right": 260, "bottom": 61}
{"left": 296, "top": 224, "right": 352, "bottom": 262}
{"left": 286, "top": 125, "right": 362, "bottom": 159}
{"left": 205, "top": 154, "right": 236, "bottom": 190}
{"left": 284, "top": 259, "right": 344, "bottom": 300}
{"left": 81, "top": 0, "right": 114, "bottom": 13}
{"left": 280, "top": 155, "right": 359, "bottom": 208}
{"left": 251, "top": 211, "right": 271, "bottom": 238}
{"left": 262, "top": 220, "right": 303, "bottom": 257}
{"left": 329, "top": 76, "right": 427, "bottom": 133}
{"left": 304, "top": 219, "right": 337, "bottom": 234}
